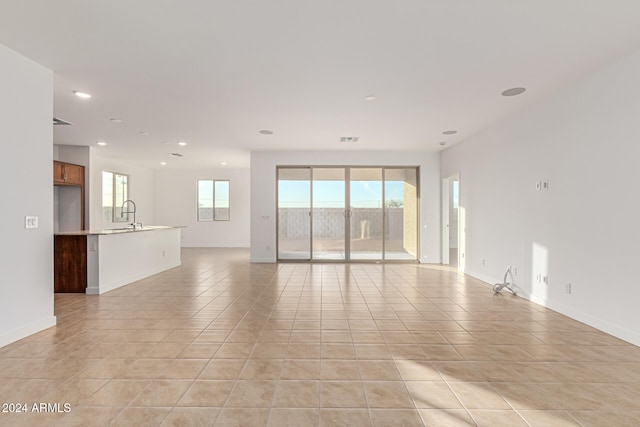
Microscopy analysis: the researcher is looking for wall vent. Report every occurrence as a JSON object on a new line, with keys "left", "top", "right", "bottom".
{"left": 53, "top": 117, "right": 73, "bottom": 126}
{"left": 340, "top": 136, "right": 359, "bottom": 142}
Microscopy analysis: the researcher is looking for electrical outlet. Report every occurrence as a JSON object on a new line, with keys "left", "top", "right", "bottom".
{"left": 481, "top": 258, "right": 486, "bottom": 267}
{"left": 543, "top": 180, "right": 549, "bottom": 190}
{"left": 565, "top": 283, "right": 572, "bottom": 294}
{"left": 24, "top": 216, "right": 39, "bottom": 229}
{"left": 543, "top": 275, "right": 549, "bottom": 284}
{"left": 535, "top": 182, "right": 542, "bottom": 190}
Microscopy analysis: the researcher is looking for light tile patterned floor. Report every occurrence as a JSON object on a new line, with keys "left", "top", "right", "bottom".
{"left": 1, "top": 248, "right": 640, "bottom": 426}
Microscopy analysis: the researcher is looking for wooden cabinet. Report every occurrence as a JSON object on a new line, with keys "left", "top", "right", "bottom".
{"left": 53, "top": 161, "right": 86, "bottom": 230}
{"left": 64, "top": 163, "right": 84, "bottom": 185}
{"left": 54, "top": 161, "right": 84, "bottom": 185}
{"left": 54, "top": 235, "right": 87, "bottom": 293}
{"left": 53, "top": 161, "right": 65, "bottom": 184}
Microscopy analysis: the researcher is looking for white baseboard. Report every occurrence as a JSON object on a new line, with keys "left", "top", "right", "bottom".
{"left": 0, "top": 316, "right": 57, "bottom": 349}
{"left": 250, "top": 258, "right": 276, "bottom": 263}
{"left": 463, "top": 270, "right": 640, "bottom": 347}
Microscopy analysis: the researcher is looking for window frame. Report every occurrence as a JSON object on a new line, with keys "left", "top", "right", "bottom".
{"left": 197, "top": 179, "right": 230, "bottom": 221}
{"left": 102, "top": 170, "right": 130, "bottom": 223}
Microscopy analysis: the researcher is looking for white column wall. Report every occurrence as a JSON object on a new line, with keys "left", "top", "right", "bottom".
{"left": 0, "top": 44, "right": 56, "bottom": 347}
{"left": 441, "top": 47, "right": 640, "bottom": 346}
{"left": 250, "top": 151, "right": 440, "bottom": 263}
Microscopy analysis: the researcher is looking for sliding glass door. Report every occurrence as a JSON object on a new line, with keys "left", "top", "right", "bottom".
{"left": 277, "top": 166, "right": 419, "bottom": 262}
{"left": 349, "top": 168, "right": 383, "bottom": 260}
{"left": 384, "top": 168, "right": 418, "bottom": 260}
{"left": 312, "top": 168, "right": 346, "bottom": 260}
{"left": 277, "top": 168, "right": 311, "bottom": 260}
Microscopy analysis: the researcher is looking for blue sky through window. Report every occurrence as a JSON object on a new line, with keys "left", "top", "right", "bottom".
{"left": 278, "top": 180, "right": 405, "bottom": 208}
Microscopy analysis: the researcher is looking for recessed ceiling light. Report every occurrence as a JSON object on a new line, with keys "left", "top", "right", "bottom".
{"left": 220, "top": 162, "right": 227, "bottom": 166}
{"left": 110, "top": 118, "right": 122, "bottom": 123}
{"left": 140, "top": 131, "right": 150, "bottom": 135}
{"left": 259, "top": 129, "right": 274, "bottom": 135}
{"left": 439, "top": 141, "right": 447, "bottom": 146}
{"left": 442, "top": 130, "right": 457, "bottom": 135}
{"left": 177, "top": 141, "right": 187, "bottom": 146}
{"left": 74, "top": 91, "right": 91, "bottom": 99}
{"left": 96, "top": 141, "right": 107, "bottom": 146}
{"left": 501, "top": 87, "right": 526, "bottom": 97}
{"left": 365, "top": 95, "right": 376, "bottom": 101}
{"left": 160, "top": 162, "right": 167, "bottom": 166}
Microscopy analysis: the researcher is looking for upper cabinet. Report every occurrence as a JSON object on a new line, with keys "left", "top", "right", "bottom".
{"left": 54, "top": 161, "right": 84, "bottom": 185}
{"left": 54, "top": 161, "right": 86, "bottom": 230}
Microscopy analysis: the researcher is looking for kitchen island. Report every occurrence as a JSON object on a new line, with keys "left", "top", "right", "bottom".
{"left": 54, "top": 226, "right": 183, "bottom": 294}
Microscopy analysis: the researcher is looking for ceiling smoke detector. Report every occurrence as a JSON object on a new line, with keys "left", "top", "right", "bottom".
{"left": 168, "top": 152, "right": 184, "bottom": 157}
{"left": 340, "top": 137, "right": 359, "bottom": 142}
{"left": 53, "top": 117, "right": 73, "bottom": 126}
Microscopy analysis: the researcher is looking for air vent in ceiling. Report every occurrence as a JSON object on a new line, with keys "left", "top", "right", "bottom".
{"left": 53, "top": 117, "right": 73, "bottom": 126}
{"left": 340, "top": 136, "right": 359, "bottom": 142}
{"left": 169, "top": 152, "right": 184, "bottom": 157}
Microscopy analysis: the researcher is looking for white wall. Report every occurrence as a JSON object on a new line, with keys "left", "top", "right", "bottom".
{"left": 0, "top": 44, "right": 56, "bottom": 347}
{"left": 55, "top": 186, "right": 83, "bottom": 232}
{"left": 89, "top": 152, "right": 156, "bottom": 230}
{"left": 154, "top": 169, "right": 250, "bottom": 247}
{"left": 441, "top": 47, "right": 640, "bottom": 346}
{"left": 250, "top": 151, "right": 440, "bottom": 263}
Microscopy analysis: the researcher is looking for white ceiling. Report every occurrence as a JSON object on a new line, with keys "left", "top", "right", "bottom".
{"left": 2, "top": 1, "right": 640, "bottom": 169}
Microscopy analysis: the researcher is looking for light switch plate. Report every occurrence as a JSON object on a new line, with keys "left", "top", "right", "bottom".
{"left": 25, "top": 216, "right": 39, "bottom": 229}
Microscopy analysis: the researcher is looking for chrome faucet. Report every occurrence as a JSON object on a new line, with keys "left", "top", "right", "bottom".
{"left": 121, "top": 200, "right": 142, "bottom": 229}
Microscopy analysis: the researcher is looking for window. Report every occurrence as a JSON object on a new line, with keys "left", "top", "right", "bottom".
{"left": 198, "top": 179, "right": 230, "bottom": 221}
{"left": 102, "top": 171, "right": 129, "bottom": 223}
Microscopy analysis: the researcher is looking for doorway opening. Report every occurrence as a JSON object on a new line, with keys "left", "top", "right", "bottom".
{"left": 276, "top": 166, "right": 419, "bottom": 262}
{"left": 442, "top": 173, "right": 460, "bottom": 268}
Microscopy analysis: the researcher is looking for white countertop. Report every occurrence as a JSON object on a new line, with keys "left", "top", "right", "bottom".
{"left": 55, "top": 225, "right": 185, "bottom": 236}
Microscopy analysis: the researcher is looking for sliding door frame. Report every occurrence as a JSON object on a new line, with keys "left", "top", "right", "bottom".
{"left": 276, "top": 165, "right": 420, "bottom": 263}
